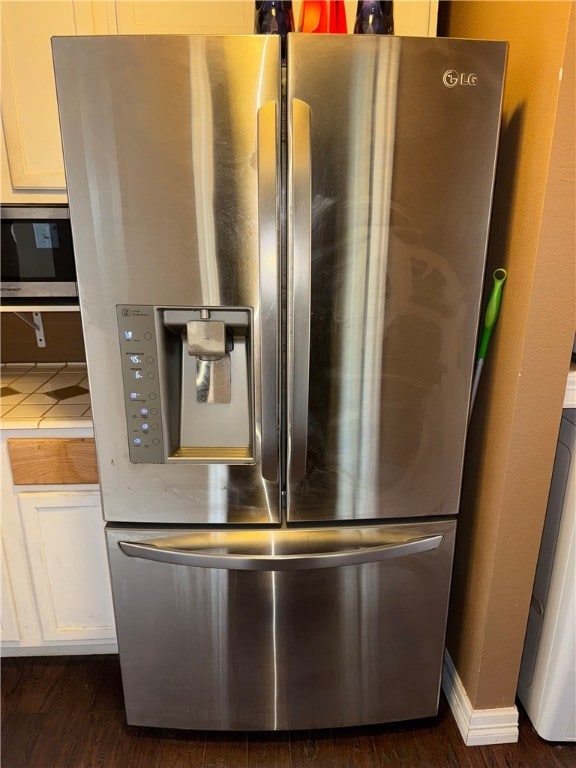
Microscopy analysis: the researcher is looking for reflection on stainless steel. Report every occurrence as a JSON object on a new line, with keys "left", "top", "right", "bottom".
{"left": 53, "top": 35, "right": 281, "bottom": 523}
{"left": 287, "top": 35, "right": 506, "bottom": 522}
{"left": 108, "top": 521, "right": 456, "bottom": 730}
{"left": 208, "top": 465, "right": 229, "bottom": 524}
{"left": 196, "top": 356, "right": 231, "bottom": 404}
{"left": 337, "top": 39, "right": 400, "bottom": 519}
{"left": 187, "top": 319, "right": 226, "bottom": 360}
{"left": 188, "top": 37, "right": 219, "bottom": 305}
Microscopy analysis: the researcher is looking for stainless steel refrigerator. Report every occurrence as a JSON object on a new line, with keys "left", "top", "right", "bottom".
{"left": 53, "top": 33, "right": 506, "bottom": 731}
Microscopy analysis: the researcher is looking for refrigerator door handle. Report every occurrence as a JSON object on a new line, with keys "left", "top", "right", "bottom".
{"left": 119, "top": 533, "right": 443, "bottom": 571}
{"left": 258, "top": 101, "right": 279, "bottom": 482}
{"left": 289, "top": 98, "right": 312, "bottom": 481}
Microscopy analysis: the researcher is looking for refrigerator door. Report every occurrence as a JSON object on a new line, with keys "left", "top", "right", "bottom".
{"left": 53, "top": 36, "right": 281, "bottom": 524}
{"left": 107, "top": 520, "right": 456, "bottom": 730}
{"left": 287, "top": 35, "right": 506, "bottom": 522}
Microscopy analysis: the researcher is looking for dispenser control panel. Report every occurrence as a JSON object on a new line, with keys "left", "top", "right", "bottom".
{"left": 117, "top": 305, "right": 165, "bottom": 463}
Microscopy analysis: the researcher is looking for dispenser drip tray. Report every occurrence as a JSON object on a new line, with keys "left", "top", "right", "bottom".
{"left": 161, "top": 308, "right": 254, "bottom": 465}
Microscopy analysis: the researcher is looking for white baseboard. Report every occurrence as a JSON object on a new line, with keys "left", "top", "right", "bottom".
{"left": 442, "top": 650, "right": 519, "bottom": 746}
{"left": 2, "top": 642, "right": 118, "bottom": 657}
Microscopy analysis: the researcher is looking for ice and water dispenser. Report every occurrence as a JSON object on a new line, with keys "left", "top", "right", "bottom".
{"left": 116, "top": 305, "right": 253, "bottom": 464}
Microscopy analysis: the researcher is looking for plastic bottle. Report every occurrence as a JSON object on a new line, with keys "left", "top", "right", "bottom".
{"left": 298, "top": 1, "right": 347, "bottom": 33}
{"left": 328, "top": 0, "right": 348, "bottom": 33}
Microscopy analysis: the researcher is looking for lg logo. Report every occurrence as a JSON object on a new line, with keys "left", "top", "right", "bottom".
{"left": 443, "top": 70, "right": 478, "bottom": 88}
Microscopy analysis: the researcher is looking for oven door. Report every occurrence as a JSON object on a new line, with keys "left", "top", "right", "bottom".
{"left": 0, "top": 207, "right": 77, "bottom": 298}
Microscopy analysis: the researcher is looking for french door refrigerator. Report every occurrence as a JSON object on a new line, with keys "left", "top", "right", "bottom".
{"left": 53, "top": 33, "right": 506, "bottom": 731}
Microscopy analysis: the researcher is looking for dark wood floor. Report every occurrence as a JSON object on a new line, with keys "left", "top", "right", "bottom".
{"left": 1, "top": 655, "right": 574, "bottom": 768}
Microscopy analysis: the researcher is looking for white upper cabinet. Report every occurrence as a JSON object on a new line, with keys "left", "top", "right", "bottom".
{"left": 1, "top": 1, "right": 437, "bottom": 201}
{"left": 0, "top": 1, "right": 116, "bottom": 196}
{"left": 115, "top": 1, "right": 254, "bottom": 34}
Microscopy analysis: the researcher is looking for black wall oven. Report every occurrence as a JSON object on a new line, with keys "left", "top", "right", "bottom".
{"left": 1, "top": 206, "right": 77, "bottom": 299}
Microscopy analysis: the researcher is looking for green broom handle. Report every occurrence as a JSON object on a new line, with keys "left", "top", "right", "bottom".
{"left": 469, "top": 268, "right": 507, "bottom": 419}
{"left": 478, "top": 268, "right": 507, "bottom": 361}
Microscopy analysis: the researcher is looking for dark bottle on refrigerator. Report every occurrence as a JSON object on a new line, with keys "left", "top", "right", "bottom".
{"left": 353, "top": 1, "right": 394, "bottom": 34}
{"left": 254, "top": 1, "right": 295, "bottom": 37}
{"left": 254, "top": 1, "right": 294, "bottom": 63}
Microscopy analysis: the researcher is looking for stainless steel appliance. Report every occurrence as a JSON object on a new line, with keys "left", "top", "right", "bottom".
{"left": 53, "top": 33, "right": 506, "bottom": 731}
{"left": 0, "top": 205, "right": 77, "bottom": 299}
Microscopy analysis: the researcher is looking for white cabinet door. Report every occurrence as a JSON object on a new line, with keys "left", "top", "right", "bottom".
{"left": 0, "top": 1, "right": 116, "bottom": 194}
{"left": 18, "top": 490, "right": 116, "bottom": 643}
{"left": 115, "top": 1, "right": 253, "bottom": 34}
{"left": 0, "top": 540, "right": 21, "bottom": 643}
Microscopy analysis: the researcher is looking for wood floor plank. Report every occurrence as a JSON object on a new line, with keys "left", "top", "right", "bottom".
{"left": 289, "top": 729, "right": 337, "bottom": 768}
{"left": 2, "top": 656, "right": 576, "bottom": 768}
{"left": 23, "top": 706, "right": 87, "bottom": 768}
{"left": 155, "top": 728, "right": 207, "bottom": 768}
{"left": 121, "top": 726, "right": 167, "bottom": 768}
{"left": 401, "top": 698, "right": 477, "bottom": 768}
{"left": 201, "top": 732, "right": 248, "bottom": 768}
{"left": 1, "top": 660, "right": 29, "bottom": 713}
{"left": 45, "top": 656, "right": 106, "bottom": 715}
{"left": 246, "top": 731, "right": 291, "bottom": 768}
{"left": 475, "top": 715, "right": 573, "bottom": 768}
{"left": 553, "top": 744, "right": 576, "bottom": 768}
{"left": 1, "top": 713, "right": 45, "bottom": 768}
{"left": 330, "top": 728, "right": 379, "bottom": 768}
{"left": 91, "top": 656, "right": 125, "bottom": 712}
{"left": 65, "top": 710, "right": 128, "bottom": 768}
{"left": 1, "top": 657, "right": 68, "bottom": 715}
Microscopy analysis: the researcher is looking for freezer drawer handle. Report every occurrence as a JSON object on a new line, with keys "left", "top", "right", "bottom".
{"left": 118, "top": 534, "right": 443, "bottom": 571}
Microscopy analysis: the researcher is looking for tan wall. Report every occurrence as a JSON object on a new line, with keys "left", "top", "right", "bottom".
{"left": 443, "top": 2, "right": 575, "bottom": 708}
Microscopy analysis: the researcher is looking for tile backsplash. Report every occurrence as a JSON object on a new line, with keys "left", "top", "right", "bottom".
{"left": 0, "top": 363, "right": 92, "bottom": 428}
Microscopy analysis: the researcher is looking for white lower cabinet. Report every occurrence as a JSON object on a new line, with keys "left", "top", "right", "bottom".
{"left": 1, "top": 539, "right": 21, "bottom": 643}
{"left": 1, "top": 483, "right": 117, "bottom": 656}
{"left": 19, "top": 491, "right": 116, "bottom": 644}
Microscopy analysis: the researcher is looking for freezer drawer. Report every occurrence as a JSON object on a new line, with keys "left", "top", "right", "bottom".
{"left": 107, "top": 521, "right": 456, "bottom": 730}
